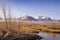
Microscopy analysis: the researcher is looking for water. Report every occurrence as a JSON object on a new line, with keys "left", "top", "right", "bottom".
{"left": 37, "top": 32, "right": 60, "bottom": 40}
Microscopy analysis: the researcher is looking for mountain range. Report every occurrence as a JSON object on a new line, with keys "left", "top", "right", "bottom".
{"left": 18, "top": 15, "right": 60, "bottom": 22}
{"left": 0, "top": 15, "right": 60, "bottom": 22}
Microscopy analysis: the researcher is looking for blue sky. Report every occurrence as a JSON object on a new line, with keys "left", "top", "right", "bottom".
{"left": 0, "top": 0, "right": 60, "bottom": 18}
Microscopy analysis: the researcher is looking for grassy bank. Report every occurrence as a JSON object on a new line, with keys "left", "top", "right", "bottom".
{"left": 0, "top": 21, "right": 60, "bottom": 40}
{"left": 0, "top": 21, "right": 60, "bottom": 34}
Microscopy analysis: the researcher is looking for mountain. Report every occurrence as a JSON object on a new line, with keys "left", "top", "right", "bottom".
{"left": 0, "top": 15, "right": 60, "bottom": 22}
{"left": 17, "top": 15, "right": 60, "bottom": 22}
{"left": 18, "top": 15, "right": 37, "bottom": 21}
{"left": 53, "top": 19, "right": 60, "bottom": 22}
{"left": 38, "top": 16, "right": 52, "bottom": 21}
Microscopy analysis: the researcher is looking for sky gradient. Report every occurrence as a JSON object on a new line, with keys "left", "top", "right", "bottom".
{"left": 0, "top": 0, "right": 60, "bottom": 19}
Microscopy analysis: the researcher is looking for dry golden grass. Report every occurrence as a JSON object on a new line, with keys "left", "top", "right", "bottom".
{"left": 0, "top": 21, "right": 60, "bottom": 34}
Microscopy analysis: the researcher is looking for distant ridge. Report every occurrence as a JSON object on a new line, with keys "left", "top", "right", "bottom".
{"left": 18, "top": 15, "right": 60, "bottom": 22}
{"left": 0, "top": 15, "right": 60, "bottom": 22}
{"left": 38, "top": 16, "right": 52, "bottom": 21}
{"left": 18, "top": 15, "right": 37, "bottom": 21}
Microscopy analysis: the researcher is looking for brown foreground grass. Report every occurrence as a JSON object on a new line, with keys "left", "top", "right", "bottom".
{"left": 0, "top": 21, "right": 44, "bottom": 40}
{"left": 0, "top": 21, "right": 60, "bottom": 34}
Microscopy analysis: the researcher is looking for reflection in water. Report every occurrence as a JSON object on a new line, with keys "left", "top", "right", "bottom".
{"left": 37, "top": 32, "right": 60, "bottom": 40}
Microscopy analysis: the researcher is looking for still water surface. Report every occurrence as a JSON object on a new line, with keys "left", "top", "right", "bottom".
{"left": 37, "top": 32, "right": 60, "bottom": 40}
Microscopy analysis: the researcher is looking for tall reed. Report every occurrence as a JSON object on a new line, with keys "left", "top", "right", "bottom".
{"left": 2, "top": 3, "right": 8, "bottom": 31}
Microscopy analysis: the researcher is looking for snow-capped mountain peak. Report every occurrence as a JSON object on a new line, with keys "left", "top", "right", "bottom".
{"left": 17, "top": 15, "right": 60, "bottom": 22}
{"left": 18, "top": 15, "right": 37, "bottom": 21}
